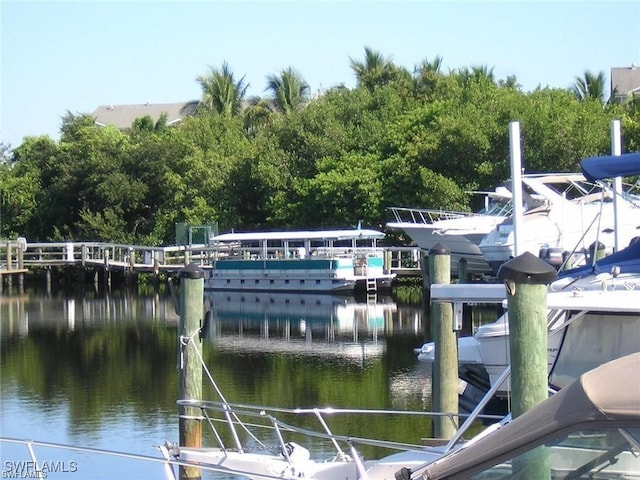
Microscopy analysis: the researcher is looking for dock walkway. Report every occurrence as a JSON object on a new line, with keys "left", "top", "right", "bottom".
{"left": 1, "top": 240, "right": 422, "bottom": 287}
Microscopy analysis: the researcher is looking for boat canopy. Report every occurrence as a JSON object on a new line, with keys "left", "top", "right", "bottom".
{"left": 420, "top": 352, "right": 640, "bottom": 479}
{"left": 557, "top": 237, "right": 640, "bottom": 279}
{"left": 210, "top": 229, "right": 386, "bottom": 243}
{"left": 581, "top": 152, "right": 640, "bottom": 182}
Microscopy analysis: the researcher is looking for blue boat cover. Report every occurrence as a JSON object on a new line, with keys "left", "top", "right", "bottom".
{"left": 581, "top": 152, "right": 640, "bottom": 182}
{"left": 559, "top": 237, "right": 640, "bottom": 279}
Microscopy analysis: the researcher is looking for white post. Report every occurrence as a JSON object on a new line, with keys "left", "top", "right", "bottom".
{"left": 611, "top": 120, "right": 623, "bottom": 252}
{"left": 509, "top": 121, "right": 524, "bottom": 258}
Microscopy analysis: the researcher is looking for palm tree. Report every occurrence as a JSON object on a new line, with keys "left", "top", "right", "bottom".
{"left": 499, "top": 75, "right": 521, "bottom": 90}
{"left": 414, "top": 55, "right": 444, "bottom": 77}
{"left": 572, "top": 70, "right": 607, "bottom": 103}
{"left": 243, "top": 95, "right": 274, "bottom": 135}
{"left": 349, "top": 46, "right": 395, "bottom": 90}
{"left": 196, "top": 62, "right": 249, "bottom": 115}
{"left": 470, "top": 64, "right": 496, "bottom": 82}
{"left": 265, "top": 67, "right": 310, "bottom": 113}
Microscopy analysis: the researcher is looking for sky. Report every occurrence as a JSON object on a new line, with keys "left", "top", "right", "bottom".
{"left": 2, "top": 0, "right": 639, "bottom": 148}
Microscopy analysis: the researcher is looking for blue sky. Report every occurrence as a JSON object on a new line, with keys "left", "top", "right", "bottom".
{"left": 2, "top": 0, "right": 639, "bottom": 148}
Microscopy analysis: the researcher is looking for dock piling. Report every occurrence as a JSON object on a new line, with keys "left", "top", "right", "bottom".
{"left": 178, "top": 263, "right": 205, "bottom": 480}
{"left": 498, "top": 252, "right": 556, "bottom": 479}
{"left": 430, "top": 243, "right": 458, "bottom": 439}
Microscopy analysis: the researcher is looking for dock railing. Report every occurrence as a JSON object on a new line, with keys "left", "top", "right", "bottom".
{"left": 1, "top": 240, "right": 422, "bottom": 278}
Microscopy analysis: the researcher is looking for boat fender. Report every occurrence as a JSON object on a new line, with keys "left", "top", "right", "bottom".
{"left": 395, "top": 467, "right": 412, "bottom": 480}
{"left": 282, "top": 442, "right": 311, "bottom": 463}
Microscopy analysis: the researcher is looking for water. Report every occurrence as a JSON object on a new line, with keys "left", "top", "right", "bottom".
{"left": 0, "top": 285, "right": 498, "bottom": 479}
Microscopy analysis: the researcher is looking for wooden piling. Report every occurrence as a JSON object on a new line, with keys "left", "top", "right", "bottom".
{"left": 178, "top": 263, "right": 205, "bottom": 480}
{"left": 17, "top": 246, "right": 24, "bottom": 293}
{"left": 430, "top": 243, "right": 458, "bottom": 439}
{"left": 457, "top": 257, "right": 468, "bottom": 283}
{"left": 498, "top": 252, "right": 556, "bottom": 479}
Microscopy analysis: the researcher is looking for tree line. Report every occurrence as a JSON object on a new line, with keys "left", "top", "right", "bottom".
{"left": 1, "top": 48, "right": 639, "bottom": 245}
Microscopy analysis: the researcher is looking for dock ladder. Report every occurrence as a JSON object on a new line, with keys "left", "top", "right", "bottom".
{"left": 365, "top": 277, "right": 377, "bottom": 293}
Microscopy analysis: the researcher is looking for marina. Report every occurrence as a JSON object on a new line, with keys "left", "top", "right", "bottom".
{"left": 2, "top": 126, "right": 640, "bottom": 479}
{"left": 0, "top": 285, "right": 432, "bottom": 479}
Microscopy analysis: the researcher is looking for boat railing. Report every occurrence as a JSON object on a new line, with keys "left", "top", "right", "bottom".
{"left": 176, "top": 398, "right": 504, "bottom": 464}
{"left": 387, "top": 206, "right": 480, "bottom": 225}
{"left": 209, "top": 246, "right": 384, "bottom": 261}
{"left": 0, "top": 436, "right": 238, "bottom": 480}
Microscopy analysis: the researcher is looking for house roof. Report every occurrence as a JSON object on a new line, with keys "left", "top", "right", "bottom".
{"left": 91, "top": 102, "right": 196, "bottom": 130}
{"left": 611, "top": 65, "right": 640, "bottom": 99}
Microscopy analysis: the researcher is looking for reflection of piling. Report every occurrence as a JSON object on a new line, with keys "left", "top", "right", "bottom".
{"left": 430, "top": 243, "right": 458, "bottom": 439}
{"left": 498, "top": 252, "right": 556, "bottom": 479}
{"left": 178, "top": 263, "right": 205, "bottom": 480}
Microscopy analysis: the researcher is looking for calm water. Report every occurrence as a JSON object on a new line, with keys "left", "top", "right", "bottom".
{"left": 0, "top": 284, "right": 497, "bottom": 479}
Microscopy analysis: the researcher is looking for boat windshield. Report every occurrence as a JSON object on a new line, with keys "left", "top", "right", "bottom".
{"left": 477, "top": 200, "right": 512, "bottom": 217}
{"left": 468, "top": 427, "right": 640, "bottom": 479}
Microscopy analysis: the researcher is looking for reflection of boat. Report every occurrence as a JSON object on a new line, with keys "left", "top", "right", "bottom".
{"left": 386, "top": 173, "right": 595, "bottom": 276}
{"left": 480, "top": 153, "right": 640, "bottom": 274}
{"left": 204, "top": 291, "right": 397, "bottom": 362}
{"left": 206, "top": 229, "right": 396, "bottom": 293}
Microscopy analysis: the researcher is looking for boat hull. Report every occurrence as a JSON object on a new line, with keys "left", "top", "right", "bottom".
{"left": 206, "top": 258, "right": 394, "bottom": 293}
{"left": 386, "top": 223, "right": 494, "bottom": 276}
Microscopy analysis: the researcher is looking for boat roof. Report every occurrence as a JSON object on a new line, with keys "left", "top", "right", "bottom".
{"left": 581, "top": 152, "right": 640, "bottom": 182}
{"left": 420, "top": 352, "right": 640, "bottom": 479}
{"left": 210, "top": 228, "right": 386, "bottom": 243}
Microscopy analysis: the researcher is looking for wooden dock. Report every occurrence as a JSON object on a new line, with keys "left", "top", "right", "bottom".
{"left": 0, "top": 240, "right": 423, "bottom": 289}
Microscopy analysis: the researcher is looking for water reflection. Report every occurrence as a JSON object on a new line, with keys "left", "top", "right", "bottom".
{"left": 1, "top": 287, "right": 505, "bottom": 478}
{"left": 204, "top": 292, "right": 400, "bottom": 365}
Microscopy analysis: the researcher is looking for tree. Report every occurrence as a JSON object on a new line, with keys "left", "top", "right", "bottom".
{"left": 195, "top": 62, "right": 249, "bottom": 116}
{"left": 59, "top": 111, "right": 96, "bottom": 142}
{"left": 454, "top": 65, "right": 496, "bottom": 87}
{"left": 572, "top": 70, "right": 607, "bottom": 103}
{"left": 414, "top": 55, "right": 443, "bottom": 76}
{"left": 243, "top": 96, "right": 274, "bottom": 135}
{"left": 265, "top": 67, "right": 310, "bottom": 113}
{"left": 349, "top": 46, "right": 398, "bottom": 90}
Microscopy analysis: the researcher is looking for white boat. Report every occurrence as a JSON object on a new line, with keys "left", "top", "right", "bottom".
{"left": 169, "top": 303, "right": 640, "bottom": 479}
{"left": 417, "top": 224, "right": 640, "bottom": 401}
{"left": 480, "top": 154, "right": 640, "bottom": 274}
{"left": 386, "top": 173, "right": 597, "bottom": 276}
{"left": 205, "top": 228, "right": 396, "bottom": 293}
{"left": 407, "top": 352, "right": 640, "bottom": 480}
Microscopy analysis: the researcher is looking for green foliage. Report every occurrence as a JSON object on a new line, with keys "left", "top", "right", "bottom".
{"left": 265, "top": 67, "right": 311, "bottom": 113}
{"left": 4, "top": 56, "right": 637, "bottom": 244}
{"left": 196, "top": 61, "right": 248, "bottom": 116}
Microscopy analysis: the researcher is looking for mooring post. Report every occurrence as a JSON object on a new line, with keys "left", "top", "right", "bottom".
{"left": 457, "top": 257, "right": 468, "bottom": 283}
{"left": 430, "top": 242, "right": 458, "bottom": 439}
{"left": 17, "top": 246, "right": 24, "bottom": 293}
{"left": 178, "top": 263, "right": 205, "bottom": 480}
{"left": 498, "top": 251, "right": 556, "bottom": 479}
{"left": 6, "top": 241, "right": 12, "bottom": 270}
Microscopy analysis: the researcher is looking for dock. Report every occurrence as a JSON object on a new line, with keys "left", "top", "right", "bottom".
{"left": 0, "top": 240, "right": 423, "bottom": 290}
